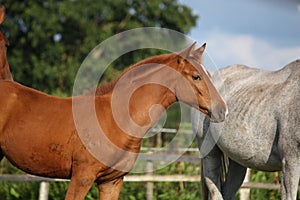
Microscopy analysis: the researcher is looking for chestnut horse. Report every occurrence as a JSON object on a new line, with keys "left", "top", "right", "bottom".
{"left": 0, "top": 43, "right": 227, "bottom": 199}
{"left": 0, "top": 6, "right": 12, "bottom": 80}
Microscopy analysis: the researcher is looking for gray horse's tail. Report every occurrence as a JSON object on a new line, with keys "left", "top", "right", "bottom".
{"left": 205, "top": 177, "right": 224, "bottom": 200}
{"left": 221, "top": 152, "right": 229, "bottom": 184}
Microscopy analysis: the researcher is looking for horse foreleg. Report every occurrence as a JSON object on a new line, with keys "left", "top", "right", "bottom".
{"left": 201, "top": 145, "right": 223, "bottom": 200}
{"left": 64, "top": 170, "right": 96, "bottom": 200}
{"left": 222, "top": 159, "right": 247, "bottom": 200}
{"left": 281, "top": 157, "right": 300, "bottom": 200}
{"left": 97, "top": 177, "right": 124, "bottom": 200}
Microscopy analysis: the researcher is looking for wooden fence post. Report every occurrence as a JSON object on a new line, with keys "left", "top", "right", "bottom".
{"left": 39, "top": 181, "right": 49, "bottom": 200}
{"left": 146, "top": 161, "right": 154, "bottom": 200}
{"left": 240, "top": 169, "right": 250, "bottom": 200}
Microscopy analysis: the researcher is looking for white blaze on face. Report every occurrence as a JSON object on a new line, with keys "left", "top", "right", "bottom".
{"left": 200, "top": 64, "right": 210, "bottom": 76}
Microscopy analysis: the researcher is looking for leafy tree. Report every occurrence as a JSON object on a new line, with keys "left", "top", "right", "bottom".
{"left": 0, "top": 0, "right": 198, "bottom": 199}
{"left": 2, "top": 0, "right": 197, "bottom": 95}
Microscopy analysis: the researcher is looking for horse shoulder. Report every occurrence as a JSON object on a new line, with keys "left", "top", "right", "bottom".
{"left": 0, "top": 81, "right": 19, "bottom": 110}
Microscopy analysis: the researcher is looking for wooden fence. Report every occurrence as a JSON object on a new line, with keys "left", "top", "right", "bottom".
{"left": 0, "top": 173, "right": 288, "bottom": 189}
{"left": 0, "top": 172, "right": 293, "bottom": 200}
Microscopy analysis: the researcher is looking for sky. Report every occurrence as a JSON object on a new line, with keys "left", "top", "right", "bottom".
{"left": 179, "top": 0, "right": 300, "bottom": 71}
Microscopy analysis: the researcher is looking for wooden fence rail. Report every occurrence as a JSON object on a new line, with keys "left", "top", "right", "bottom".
{"left": 1, "top": 174, "right": 298, "bottom": 191}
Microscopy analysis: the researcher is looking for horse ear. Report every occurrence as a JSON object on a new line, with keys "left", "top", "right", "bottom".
{"left": 0, "top": 6, "right": 5, "bottom": 25}
{"left": 179, "top": 42, "right": 197, "bottom": 58}
{"left": 193, "top": 43, "right": 206, "bottom": 60}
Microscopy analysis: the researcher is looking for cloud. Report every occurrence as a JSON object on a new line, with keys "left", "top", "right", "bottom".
{"left": 202, "top": 30, "right": 300, "bottom": 71}
{"left": 298, "top": 4, "right": 300, "bottom": 12}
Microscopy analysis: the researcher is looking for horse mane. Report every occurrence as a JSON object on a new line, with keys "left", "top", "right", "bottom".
{"left": 83, "top": 80, "right": 117, "bottom": 96}
{"left": 84, "top": 53, "right": 177, "bottom": 96}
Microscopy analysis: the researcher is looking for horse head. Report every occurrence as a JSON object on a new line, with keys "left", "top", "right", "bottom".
{"left": 174, "top": 42, "right": 228, "bottom": 123}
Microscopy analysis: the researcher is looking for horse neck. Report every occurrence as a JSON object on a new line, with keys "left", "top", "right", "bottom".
{"left": 128, "top": 84, "right": 176, "bottom": 128}
{"left": 0, "top": 32, "right": 12, "bottom": 80}
{"left": 0, "top": 59, "right": 12, "bottom": 80}
{"left": 104, "top": 59, "right": 179, "bottom": 138}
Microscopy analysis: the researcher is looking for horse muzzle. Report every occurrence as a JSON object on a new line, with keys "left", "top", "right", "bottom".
{"left": 209, "top": 103, "right": 228, "bottom": 123}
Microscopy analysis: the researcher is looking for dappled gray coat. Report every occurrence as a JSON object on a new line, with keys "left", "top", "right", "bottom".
{"left": 192, "top": 60, "right": 300, "bottom": 200}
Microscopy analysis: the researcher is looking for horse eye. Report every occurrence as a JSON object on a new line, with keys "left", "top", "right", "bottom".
{"left": 192, "top": 75, "right": 201, "bottom": 81}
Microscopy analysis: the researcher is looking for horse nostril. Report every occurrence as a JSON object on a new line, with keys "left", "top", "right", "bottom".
{"left": 211, "top": 104, "right": 228, "bottom": 122}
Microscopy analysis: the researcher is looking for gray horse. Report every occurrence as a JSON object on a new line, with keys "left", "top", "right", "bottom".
{"left": 192, "top": 60, "right": 300, "bottom": 200}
